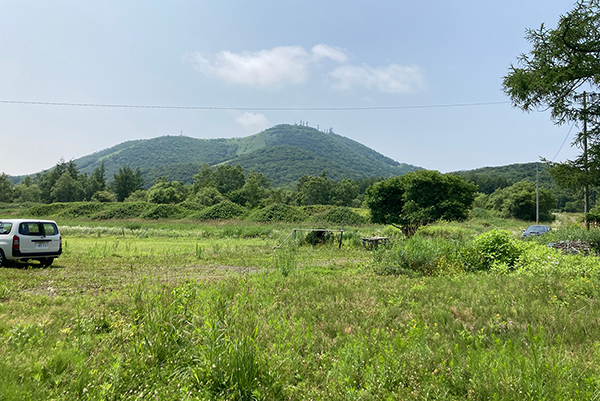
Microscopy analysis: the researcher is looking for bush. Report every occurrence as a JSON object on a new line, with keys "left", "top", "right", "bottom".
{"left": 465, "top": 229, "right": 523, "bottom": 271}
{"left": 183, "top": 187, "right": 225, "bottom": 211}
{"left": 300, "top": 205, "right": 333, "bottom": 216}
{"left": 141, "top": 204, "right": 191, "bottom": 220}
{"left": 247, "top": 204, "right": 308, "bottom": 223}
{"left": 91, "top": 202, "right": 151, "bottom": 220}
{"left": 28, "top": 203, "right": 72, "bottom": 217}
{"left": 92, "top": 190, "right": 116, "bottom": 203}
{"left": 57, "top": 202, "right": 105, "bottom": 219}
{"left": 192, "top": 201, "right": 248, "bottom": 220}
{"left": 312, "top": 207, "right": 367, "bottom": 225}
{"left": 124, "top": 190, "right": 148, "bottom": 202}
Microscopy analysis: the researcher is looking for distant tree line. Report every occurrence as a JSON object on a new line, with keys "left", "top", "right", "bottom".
{"left": 0, "top": 160, "right": 382, "bottom": 209}
{"left": 0, "top": 158, "right": 584, "bottom": 224}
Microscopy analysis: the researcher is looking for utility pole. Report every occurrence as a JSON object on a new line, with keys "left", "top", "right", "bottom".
{"left": 536, "top": 163, "right": 539, "bottom": 224}
{"left": 584, "top": 91, "right": 590, "bottom": 230}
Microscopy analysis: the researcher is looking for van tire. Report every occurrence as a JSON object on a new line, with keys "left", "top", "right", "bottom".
{"left": 0, "top": 249, "right": 5, "bottom": 267}
{"left": 40, "top": 258, "right": 54, "bottom": 267}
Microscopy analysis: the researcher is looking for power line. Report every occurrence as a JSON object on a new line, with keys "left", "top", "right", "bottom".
{"left": 550, "top": 122, "right": 576, "bottom": 162}
{"left": 0, "top": 99, "right": 510, "bottom": 111}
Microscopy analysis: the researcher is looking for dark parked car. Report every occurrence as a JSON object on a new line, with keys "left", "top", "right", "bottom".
{"left": 522, "top": 225, "right": 551, "bottom": 238}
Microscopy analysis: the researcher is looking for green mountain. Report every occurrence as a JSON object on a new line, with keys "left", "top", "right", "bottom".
{"left": 69, "top": 124, "right": 420, "bottom": 187}
{"left": 450, "top": 163, "right": 552, "bottom": 194}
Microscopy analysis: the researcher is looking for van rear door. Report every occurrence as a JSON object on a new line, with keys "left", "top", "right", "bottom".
{"left": 17, "top": 222, "right": 61, "bottom": 255}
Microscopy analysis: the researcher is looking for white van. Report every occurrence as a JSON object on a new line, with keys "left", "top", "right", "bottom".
{"left": 0, "top": 219, "right": 62, "bottom": 267}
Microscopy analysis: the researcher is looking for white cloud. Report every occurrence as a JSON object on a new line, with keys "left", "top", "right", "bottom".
{"left": 189, "top": 46, "right": 311, "bottom": 89}
{"left": 188, "top": 45, "right": 424, "bottom": 94}
{"left": 235, "top": 112, "right": 270, "bottom": 131}
{"left": 329, "top": 64, "right": 425, "bottom": 93}
{"left": 311, "top": 44, "right": 348, "bottom": 63}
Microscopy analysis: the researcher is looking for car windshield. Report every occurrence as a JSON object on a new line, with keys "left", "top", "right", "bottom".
{"left": 527, "top": 226, "right": 548, "bottom": 232}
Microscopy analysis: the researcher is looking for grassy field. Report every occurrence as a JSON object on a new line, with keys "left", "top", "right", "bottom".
{"left": 2, "top": 216, "right": 600, "bottom": 400}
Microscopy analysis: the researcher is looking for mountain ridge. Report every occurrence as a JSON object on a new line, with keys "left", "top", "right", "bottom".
{"left": 14, "top": 124, "right": 421, "bottom": 187}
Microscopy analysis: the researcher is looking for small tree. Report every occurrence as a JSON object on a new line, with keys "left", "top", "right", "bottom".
{"left": 147, "top": 177, "right": 188, "bottom": 204}
{"left": 296, "top": 173, "right": 334, "bottom": 206}
{"left": 366, "top": 170, "right": 477, "bottom": 237}
{"left": 331, "top": 179, "right": 359, "bottom": 207}
{"left": 192, "top": 164, "right": 216, "bottom": 193}
{"left": 214, "top": 165, "right": 245, "bottom": 195}
{"left": 486, "top": 181, "right": 557, "bottom": 221}
{"left": 0, "top": 173, "right": 14, "bottom": 203}
{"left": 112, "top": 165, "right": 144, "bottom": 202}
{"left": 51, "top": 172, "right": 85, "bottom": 203}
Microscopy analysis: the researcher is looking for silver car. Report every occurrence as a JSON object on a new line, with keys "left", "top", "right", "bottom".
{"left": 522, "top": 225, "right": 551, "bottom": 238}
{"left": 0, "top": 219, "right": 62, "bottom": 267}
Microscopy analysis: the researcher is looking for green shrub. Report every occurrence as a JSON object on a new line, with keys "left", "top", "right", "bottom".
{"left": 124, "top": 190, "right": 148, "bottom": 202}
{"left": 465, "top": 229, "right": 523, "bottom": 271}
{"left": 57, "top": 202, "right": 105, "bottom": 219}
{"left": 312, "top": 207, "right": 367, "bottom": 225}
{"left": 300, "top": 205, "right": 333, "bottom": 216}
{"left": 141, "top": 204, "right": 191, "bottom": 220}
{"left": 28, "top": 203, "right": 71, "bottom": 217}
{"left": 193, "top": 201, "right": 248, "bottom": 220}
{"left": 91, "top": 202, "right": 151, "bottom": 220}
{"left": 247, "top": 204, "right": 308, "bottom": 223}
{"left": 91, "top": 190, "right": 116, "bottom": 203}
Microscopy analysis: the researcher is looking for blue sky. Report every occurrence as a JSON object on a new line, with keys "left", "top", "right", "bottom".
{"left": 0, "top": 0, "right": 580, "bottom": 176}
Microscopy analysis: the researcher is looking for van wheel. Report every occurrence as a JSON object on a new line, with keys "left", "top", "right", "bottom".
{"left": 41, "top": 258, "right": 54, "bottom": 267}
{"left": 0, "top": 250, "right": 4, "bottom": 267}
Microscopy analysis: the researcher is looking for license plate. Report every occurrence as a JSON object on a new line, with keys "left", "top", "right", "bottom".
{"left": 35, "top": 243, "right": 49, "bottom": 249}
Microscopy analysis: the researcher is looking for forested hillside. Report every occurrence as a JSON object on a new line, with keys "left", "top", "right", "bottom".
{"left": 451, "top": 163, "right": 552, "bottom": 194}
{"left": 25, "top": 124, "right": 420, "bottom": 187}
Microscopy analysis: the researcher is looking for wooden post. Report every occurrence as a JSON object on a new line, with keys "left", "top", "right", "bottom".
{"left": 338, "top": 230, "right": 344, "bottom": 249}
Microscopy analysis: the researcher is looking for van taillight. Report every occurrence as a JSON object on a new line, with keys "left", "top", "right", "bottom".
{"left": 59, "top": 235, "right": 62, "bottom": 251}
{"left": 12, "top": 235, "right": 19, "bottom": 251}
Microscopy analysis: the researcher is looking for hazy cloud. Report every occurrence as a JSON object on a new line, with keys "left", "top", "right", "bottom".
{"left": 188, "top": 45, "right": 423, "bottom": 93}
{"left": 311, "top": 44, "right": 348, "bottom": 63}
{"left": 329, "top": 64, "right": 425, "bottom": 93}
{"left": 189, "top": 46, "right": 311, "bottom": 88}
{"left": 235, "top": 112, "right": 270, "bottom": 131}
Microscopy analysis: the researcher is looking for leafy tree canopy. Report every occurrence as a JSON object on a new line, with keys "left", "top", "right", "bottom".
{"left": 147, "top": 177, "right": 188, "bottom": 204}
{"left": 503, "top": 0, "right": 600, "bottom": 211}
{"left": 365, "top": 170, "right": 477, "bottom": 237}
{"left": 112, "top": 165, "right": 144, "bottom": 202}
{"left": 486, "top": 181, "right": 557, "bottom": 222}
{"left": 0, "top": 173, "right": 14, "bottom": 203}
{"left": 503, "top": 0, "right": 600, "bottom": 123}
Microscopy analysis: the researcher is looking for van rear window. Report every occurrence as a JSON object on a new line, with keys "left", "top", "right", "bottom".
{"left": 0, "top": 223, "right": 12, "bottom": 235}
{"left": 18, "top": 222, "right": 58, "bottom": 236}
{"left": 42, "top": 223, "right": 58, "bottom": 236}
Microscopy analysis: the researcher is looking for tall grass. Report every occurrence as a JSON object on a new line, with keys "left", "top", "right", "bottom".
{"left": 3, "top": 219, "right": 600, "bottom": 399}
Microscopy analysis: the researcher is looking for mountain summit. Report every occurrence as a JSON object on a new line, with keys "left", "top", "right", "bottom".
{"left": 72, "top": 124, "right": 420, "bottom": 187}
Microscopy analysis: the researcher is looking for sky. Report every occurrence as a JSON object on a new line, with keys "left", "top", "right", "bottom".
{"left": 0, "top": 0, "right": 583, "bottom": 176}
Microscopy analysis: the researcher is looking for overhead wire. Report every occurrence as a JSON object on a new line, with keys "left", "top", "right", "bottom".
{"left": 0, "top": 99, "right": 510, "bottom": 111}
{"left": 550, "top": 122, "right": 576, "bottom": 162}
